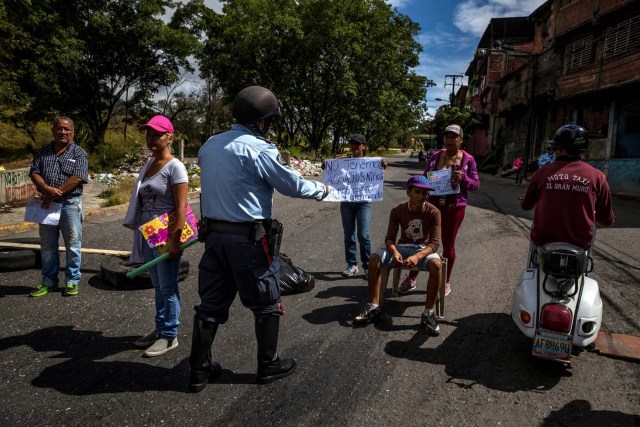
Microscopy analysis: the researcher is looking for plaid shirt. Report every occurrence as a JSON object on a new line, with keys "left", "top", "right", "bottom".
{"left": 30, "top": 142, "right": 89, "bottom": 200}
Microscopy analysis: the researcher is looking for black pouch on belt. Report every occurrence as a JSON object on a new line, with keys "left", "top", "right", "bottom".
{"left": 266, "top": 220, "right": 284, "bottom": 258}
{"left": 252, "top": 221, "right": 265, "bottom": 241}
{"left": 197, "top": 217, "right": 210, "bottom": 242}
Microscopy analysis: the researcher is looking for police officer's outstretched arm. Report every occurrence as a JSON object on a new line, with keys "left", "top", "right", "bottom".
{"left": 256, "top": 146, "right": 327, "bottom": 200}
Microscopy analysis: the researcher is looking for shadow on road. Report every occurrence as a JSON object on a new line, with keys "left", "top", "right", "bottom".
{"left": 303, "top": 286, "right": 428, "bottom": 329}
{"left": 0, "top": 326, "right": 191, "bottom": 394}
{"left": 541, "top": 399, "right": 640, "bottom": 426}
{"left": 384, "top": 312, "right": 571, "bottom": 392}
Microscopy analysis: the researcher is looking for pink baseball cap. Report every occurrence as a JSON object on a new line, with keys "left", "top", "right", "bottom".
{"left": 139, "top": 115, "right": 174, "bottom": 134}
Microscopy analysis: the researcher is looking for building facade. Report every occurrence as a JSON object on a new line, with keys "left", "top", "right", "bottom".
{"left": 465, "top": 0, "right": 640, "bottom": 196}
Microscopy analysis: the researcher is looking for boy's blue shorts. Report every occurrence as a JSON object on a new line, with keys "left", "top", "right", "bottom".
{"left": 376, "top": 244, "right": 441, "bottom": 269}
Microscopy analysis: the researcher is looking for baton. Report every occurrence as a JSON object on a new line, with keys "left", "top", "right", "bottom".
{"left": 126, "top": 239, "right": 200, "bottom": 279}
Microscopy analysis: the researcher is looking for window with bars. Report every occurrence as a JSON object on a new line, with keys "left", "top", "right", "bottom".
{"left": 604, "top": 16, "right": 640, "bottom": 58}
{"left": 564, "top": 36, "right": 593, "bottom": 72}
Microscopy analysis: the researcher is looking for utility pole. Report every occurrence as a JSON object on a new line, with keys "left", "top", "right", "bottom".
{"left": 444, "top": 74, "right": 465, "bottom": 105}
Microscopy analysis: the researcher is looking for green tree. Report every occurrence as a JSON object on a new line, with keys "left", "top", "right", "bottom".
{"left": 4, "top": 0, "right": 198, "bottom": 151}
{"left": 195, "top": 0, "right": 430, "bottom": 151}
{"left": 432, "top": 105, "right": 480, "bottom": 144}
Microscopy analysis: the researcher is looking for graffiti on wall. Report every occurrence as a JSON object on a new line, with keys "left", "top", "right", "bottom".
{"left": 0, "top": 168, "right": 38, "bottom": 206}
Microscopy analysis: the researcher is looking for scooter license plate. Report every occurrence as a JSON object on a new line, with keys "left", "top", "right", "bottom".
{"left": 532, "top": 330, "right": 572, "bottom": 362}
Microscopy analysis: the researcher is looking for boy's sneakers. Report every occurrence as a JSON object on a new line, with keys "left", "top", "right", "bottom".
{"left": 29, "top": 284, "right": 51, "bottom": 297}
{"left": 342, "top": 265, "right": 359, "bottom": 277}
{"left": 421, "top": 311, "right": 440, "bottom": 336}
{"left": 143, "top": 337, "right": 179, "bottom": 357}
{"left": 63, "top": 283, "right": 78, "bottom": 297}
{"left": 353, "top": 305, "right": 382, "bottom": 325}
{"left": 445, "top": 282, "right": 452, "bottom": 296}
{"left": 398, "top": 274, "right": 417, "bottom": 294}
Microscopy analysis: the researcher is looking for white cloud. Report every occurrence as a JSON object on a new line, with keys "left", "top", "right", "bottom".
{"left": 454, "top": 0, "right": 547, "bottom": 36}
{"left": 387, "top": 0, "right": 412, "bottom": 8}
{"left": 416, "top": 26, "right": 476, "bottom": 51}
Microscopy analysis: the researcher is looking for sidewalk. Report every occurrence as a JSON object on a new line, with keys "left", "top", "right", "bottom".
{"left": 0, "top": 180, "right": 127, "bottom": 237}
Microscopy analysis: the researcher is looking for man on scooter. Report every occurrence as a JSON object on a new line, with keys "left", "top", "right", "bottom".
{"left": 521, "top": 124, "right": 615, "bottom": 249}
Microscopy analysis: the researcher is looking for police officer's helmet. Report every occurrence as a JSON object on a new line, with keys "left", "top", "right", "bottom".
{"left": 552, "top": 124, "right": 588, "bottom": 155}
{"left": 232, "top": 86, "right": 282, "bottom": 124}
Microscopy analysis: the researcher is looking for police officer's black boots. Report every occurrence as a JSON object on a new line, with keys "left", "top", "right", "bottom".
{"left": 189, "top": 315, "right": 222, "bottom": 393}
{"left": 255, "top": 314, "right": 296, "bottom": 384}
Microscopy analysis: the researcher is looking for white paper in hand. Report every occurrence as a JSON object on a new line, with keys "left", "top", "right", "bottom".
{"left": 24, "top": 199, "right": 61, "bottom": 226}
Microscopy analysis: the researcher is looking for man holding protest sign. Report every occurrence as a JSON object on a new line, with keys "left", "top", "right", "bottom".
{"left": 401, "top": 124, "right": 480, "bottom": 296}
{"left": 322, "top": 134, "right": 387, "bottom": 277}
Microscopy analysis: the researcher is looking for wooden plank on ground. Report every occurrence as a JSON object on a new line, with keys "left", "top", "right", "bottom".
{"left": 594, "top": 331, "right": 640, "bottom": 362}
{"left": 0, "top": 241, "right": 130, "bottom": 257}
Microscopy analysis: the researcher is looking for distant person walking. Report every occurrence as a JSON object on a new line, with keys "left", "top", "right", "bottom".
{"left": 538, "top": 141, "right": 556, "bottom": 169}
{"left": 28, "top": 116, "right": 88, "bottom": 297}
{"left": 512, "top": 156, "right": 524, "bottom": 185}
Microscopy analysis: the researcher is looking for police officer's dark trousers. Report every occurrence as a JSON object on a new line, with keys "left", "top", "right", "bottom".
{"left": 188, "top": 316, "right": 222, "bottom": 393}
{"left": 193, "top": 229, "right": 295, "bottom": 387}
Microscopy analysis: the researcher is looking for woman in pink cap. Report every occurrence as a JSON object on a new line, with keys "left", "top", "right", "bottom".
{"left": 123, "top": 115, "right": 189, "bottom": 357}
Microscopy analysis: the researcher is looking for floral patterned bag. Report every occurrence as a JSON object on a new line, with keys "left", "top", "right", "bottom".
{"left": 138, "top": 205, "right": 199, "bottom": 254}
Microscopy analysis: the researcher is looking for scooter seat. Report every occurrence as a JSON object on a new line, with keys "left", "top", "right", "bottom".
{"left": 539, "top": 242, "right": 588, "bottom": 277}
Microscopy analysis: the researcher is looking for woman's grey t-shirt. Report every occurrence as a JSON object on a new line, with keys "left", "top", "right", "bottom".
{"left": 138, "top": 157, "right": 188, "bottom": 224}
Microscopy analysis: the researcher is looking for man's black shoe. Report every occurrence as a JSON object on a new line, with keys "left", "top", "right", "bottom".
{"left": 353, "top": 305, "right": 382, "bottom": 325}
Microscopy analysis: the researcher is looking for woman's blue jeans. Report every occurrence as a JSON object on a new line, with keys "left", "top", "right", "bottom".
{"left": 142, "top": 240, "right": 182, "bottom": 339}
{"left": 39, "top": 197, "right": 83, "bottom": 287}
{"left": 340, "top": 201, "right": 371, "bottom": 269}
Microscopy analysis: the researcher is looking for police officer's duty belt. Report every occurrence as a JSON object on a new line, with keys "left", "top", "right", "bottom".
{"left": 205, "top": 219, "right": 263, "bottom": 235}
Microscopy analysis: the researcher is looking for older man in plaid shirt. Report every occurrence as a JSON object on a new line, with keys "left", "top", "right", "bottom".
{"left": 29, "top": 116, "right": 88, "bottom": 297}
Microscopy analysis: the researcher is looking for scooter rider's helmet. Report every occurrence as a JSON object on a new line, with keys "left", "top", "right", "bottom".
{"left": 551, "top": 124, "right": 588, "bottom": 155}
{"left": 232, "top": 86, "right": 282, "bottom": 124}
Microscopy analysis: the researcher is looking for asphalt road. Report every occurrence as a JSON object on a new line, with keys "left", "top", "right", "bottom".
{"left": 1, "top": 153, "right": 639, "bottom": 426}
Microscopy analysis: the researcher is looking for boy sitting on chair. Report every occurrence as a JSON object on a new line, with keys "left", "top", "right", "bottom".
{"left": 353, "top": 175, "right": 442, "bottom": 336}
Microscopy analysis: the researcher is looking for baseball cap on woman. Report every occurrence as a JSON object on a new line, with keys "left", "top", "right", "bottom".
{"left": 139, "top": 115, "right": 174, "bottom": 134}
{"left": 444, "top": 124, "right": 463, "bottom": 138}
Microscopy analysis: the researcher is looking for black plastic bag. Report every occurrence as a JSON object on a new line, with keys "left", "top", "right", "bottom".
{"left": 278, "top": 253, "right": 315, "bottom": 295}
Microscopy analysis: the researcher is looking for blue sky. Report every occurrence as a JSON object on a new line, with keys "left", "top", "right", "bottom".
{"left": 202, "top": 0, "right": 547, "bottom": 114}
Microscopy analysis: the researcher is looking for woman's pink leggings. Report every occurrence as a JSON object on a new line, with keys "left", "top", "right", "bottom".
{"left": 409, "top": 206, "right": 466, "bottom": 283}
{"left": 439, "top": 206, "right": 466, "bottom": 282}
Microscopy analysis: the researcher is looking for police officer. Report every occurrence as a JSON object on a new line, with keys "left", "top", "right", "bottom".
{"left": 189, "top": 86, "right": 329, "bottom": 392}
{"left": 522, "top": 125, "right": 615, "bottom": 249}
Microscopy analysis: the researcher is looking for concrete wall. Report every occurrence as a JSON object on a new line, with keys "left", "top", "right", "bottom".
{"left": 588, "top": 159, "right": 640, "bottom": 196}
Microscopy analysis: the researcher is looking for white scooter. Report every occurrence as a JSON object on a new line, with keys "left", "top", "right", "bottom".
{"left": 511, "top": 241, "right": 602, "bottom": 364}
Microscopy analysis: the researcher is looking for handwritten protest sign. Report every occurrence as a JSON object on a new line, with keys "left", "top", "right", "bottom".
{"left": 322, "top": 157, "right": 384, "bottom": 202}
{"left": 24, "top": 199, "right": 61, "bottom": 226}
{"left": 425, "top": 169, "right": 461, "bottom": 196}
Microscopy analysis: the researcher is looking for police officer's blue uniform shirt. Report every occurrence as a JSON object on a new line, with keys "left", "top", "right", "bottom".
{"left": 199, "top": 124, "right": 326, "bottom": 222}
{"left": 538, "top": 152, "right": 556, "bottom": 168}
